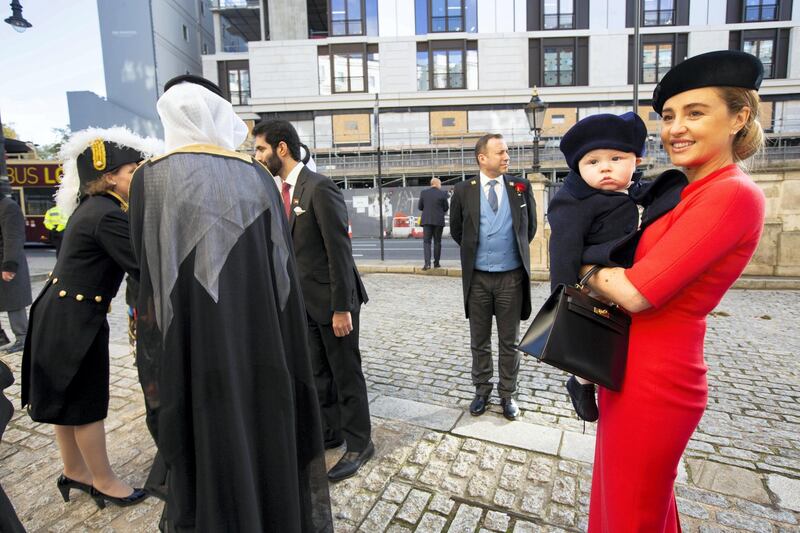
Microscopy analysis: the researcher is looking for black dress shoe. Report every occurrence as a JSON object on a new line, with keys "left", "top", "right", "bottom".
{"left": 469, "top": 394, "right": 488, "bottom": 416}
{"left": 433, "top": 262, "right": 441, "bottom": 268}
{"left": 56, "top": 474, "right": 92, "bottom": 502}
{"left": 90, "top": 486, "right": 148, "bottom": 509}
{"left": 328, "top": 441, "right": 375, "bottom": 482}
{"left": 0, "top": 340, "right": 24, "bottom": 354}
{"left": 421, "top": 265, "right": 431, "bottom": 271}
{"left": 501, "top": 398, "right": 520, "bottom": 420}
{"left": 324, "top": 437, "right": 345, "bottom": 450}
{"left": 566, "top": 376, "right": 599, "bottom": 422}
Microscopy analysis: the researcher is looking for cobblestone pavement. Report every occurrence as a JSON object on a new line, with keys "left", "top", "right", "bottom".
{"left": 0, "top": 274, "right": 798, "bottom": 532}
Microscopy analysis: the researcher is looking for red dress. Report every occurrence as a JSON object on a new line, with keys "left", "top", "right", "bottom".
{"left": 588, "top": 164, "right": 765, "bottom": 532}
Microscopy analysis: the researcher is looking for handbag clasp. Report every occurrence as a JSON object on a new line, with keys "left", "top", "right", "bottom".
{"left": 593, "top": 307, "right": 610, "bottom": 318}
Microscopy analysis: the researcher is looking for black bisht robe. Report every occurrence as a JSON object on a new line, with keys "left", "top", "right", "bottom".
{"left": 0, "top": 361, "right": 24, "bottom": 532}
{"left": 129, "top": 145, "right": 333, "bottom": 532}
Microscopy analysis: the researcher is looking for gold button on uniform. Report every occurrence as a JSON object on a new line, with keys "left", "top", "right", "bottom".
{"left": 76, "top": 294, "right": 84, "bottom": 302}
{"left": 52, "top": 278, "right": 58, "bottom": 284}
{"left": 58, "top": 290, "right": 67, "bottom": 298}
{"left": 94, "top": 296, "right": 102, "bottom": 303}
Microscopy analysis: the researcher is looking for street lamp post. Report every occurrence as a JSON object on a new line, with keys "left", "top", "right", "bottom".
{"left": 4, "top": 0, "right": 32, "bottom": 33}
{"left": 1, "top": 1, "right": 33, "bottom": 194}
{"left": 374, "top": 94, "right": 384, "bottom": 260}
{"left": 524, "top": 87, "right": 548, "bottom": 175}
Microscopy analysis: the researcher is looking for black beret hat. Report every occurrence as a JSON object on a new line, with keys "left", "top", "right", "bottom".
{"left": 76, "top": 141, "right": 144, "bottom": 187}
{"left": 652, "top": 50, "right": 763, "bottom": 115}
{"left": 163, "top": 74, "right": 224, "bottom": 98}
{"left": 560, "top": 112, "right": 647, "bottom": 172}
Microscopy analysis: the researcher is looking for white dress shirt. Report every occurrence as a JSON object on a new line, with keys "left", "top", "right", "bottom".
{"left": 277, "top": 161, "right": 305, "bottom": 202}
{"left": 480, "top": 172, "right": 505, "bottom": 210}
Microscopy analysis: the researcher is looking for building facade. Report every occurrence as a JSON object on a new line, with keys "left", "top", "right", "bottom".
{"left": 202, "top": 0, "right": 800, "bottom": 182}
{"left": 68, "top": 0, "right": 215, "bottom": 137}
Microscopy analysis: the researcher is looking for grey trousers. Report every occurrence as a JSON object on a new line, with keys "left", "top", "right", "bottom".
{"left": 5, "top": 309, "right": 27, "bottom": 344}
{"left": 468, "top": 269, "right": 524, "bottom": 399}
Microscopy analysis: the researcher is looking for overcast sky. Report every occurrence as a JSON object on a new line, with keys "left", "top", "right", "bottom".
{"left": 1, "top": 0, "right": 105, "bottom": 146}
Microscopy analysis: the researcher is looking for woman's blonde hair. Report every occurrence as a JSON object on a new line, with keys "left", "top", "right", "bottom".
{"left": 716, "top": 87, "right": 765, "bottom": 162}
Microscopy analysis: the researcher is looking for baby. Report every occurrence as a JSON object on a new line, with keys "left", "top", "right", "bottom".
{"left": 548, "top": 111, "right": 686, "bottom": 421}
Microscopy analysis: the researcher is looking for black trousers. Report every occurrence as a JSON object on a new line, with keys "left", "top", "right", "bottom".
{"left": 307, "top": 308, "right": 371, "bottom": 451}
{"left": 423, "top": 225, "right": 444, "bottom": 266}
{"left": 468, "top": 269, "right": 524, "bottom": 399}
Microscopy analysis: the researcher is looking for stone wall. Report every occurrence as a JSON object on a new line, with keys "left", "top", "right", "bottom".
{"left": 528, "top": 167, "right": 800, "bottom": 280}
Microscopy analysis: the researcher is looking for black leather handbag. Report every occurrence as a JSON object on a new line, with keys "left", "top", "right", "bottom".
{"left": 517, "top": 267, "right": 631, "bottom": 391}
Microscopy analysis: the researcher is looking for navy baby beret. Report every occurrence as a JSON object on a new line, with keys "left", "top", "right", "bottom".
{"left": 652, "top": 50, "right": 763, "bottom": 115}
{"left": 163, "top": 74, "right": 224, "bottom": 98}
{"left": 560, "top": 112, "right": 647, "bottom": 172}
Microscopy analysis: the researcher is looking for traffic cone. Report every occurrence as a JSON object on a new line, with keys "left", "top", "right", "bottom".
{"left": 347, "top": 220, "right": 353, "bottom": 239}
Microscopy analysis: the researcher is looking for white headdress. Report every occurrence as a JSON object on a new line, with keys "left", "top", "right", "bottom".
{"left": 56, "top": 127, "right": 163, "bottom": 218}
{"left": 157, "top": 82, "right": 248, "bottom": 152}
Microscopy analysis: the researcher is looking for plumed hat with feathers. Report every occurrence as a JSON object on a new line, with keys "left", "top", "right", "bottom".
{"left": 56, "top": 127, "right": 163, "bottom": 218}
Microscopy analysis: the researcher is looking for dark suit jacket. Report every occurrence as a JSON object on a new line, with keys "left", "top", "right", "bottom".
{"left": 418, "top": 187, "right": 449, "bottom": 226}
{"left": 548, "top": 169, "right": 688, "bottom": 291}
{"left": 289, "top": 166, "right": 368, "bottom": 325}
{"left": 450, "top": 174, "right": 537, "bottom": 320}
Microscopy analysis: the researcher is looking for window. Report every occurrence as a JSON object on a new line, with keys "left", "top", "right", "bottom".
{"left": 543, "top": 46, "right": 574, "bottom": 86}
{"left": 643, "top": 0, "right": 675, "bottom": 25}
{"left": 23, "top": 188, "right": 54, "bottom": 216}
{"left": 182, "top": 24, "right": 189, "bottom": 41}
{"left": 308, "top": 0, "right": 378, "bottom": 38}
{"left": 731, "top": 28, "right": 789, "bottom": 79}
{"left": 218, "top": 61, "right": 251, "bottom": 104}
{"left": 743, "top": 38, "right": 774, "bottom": 78}
{"left": 330, "top": 0, "right": 363, "bottom": 35}
{"left": 642, "top": 43, "right": 673, "bottom": 83}
{"left": 415, "top": 0, "right": 477, "bottom": 34}
{"left": 416, "top": 41, "right": 477, "bottom": 91}
{"left": 744, "top": 0, "right": 778, "bottom": 21}
{"left": 318, "top": 44, "right": 379, "bottom": 95}
{"left": 543, "top": 0, "right": 574, "bottom": 30}
{"left": 529, "top": 37, "right": 588, "bottom": 87}
{"left": 227, "top": 67, "right": 250, "bottom": 105}
{"left": 200, "top": 1, "right": 205, "bottom": 15}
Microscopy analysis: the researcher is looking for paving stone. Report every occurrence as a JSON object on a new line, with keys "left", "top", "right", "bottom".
{"left": 395, "top": 489, "right": 431, "bottom": 525}
{"left": 409, "top": 441, "right": 437, "bottom": 465}
{"left": 688, "top": 459, "right": 771, "bottom": 504}
{"left": 434, "top": 435, "right": 463, "bottom": 460}
{"left": 735, "top": 500, "right": 798, "bottom": 524}
{"left": 428, "top": 494, "right": 454, "bottom": 515}
{"left": 359, "top": 501, "right": 398, "bottom": 532}
{"left": 493, "top": 487, "right": 517, "bottom": 509}
{"left": 417, "top": 512, "right": 447, "bottom": 533}
{"left": 462, "top": 439, "right": 483, "bottom": 453}
{"left": 551, "top": 476, "right": 576, "bottom": 506}
{"left": 382, "top": 482, "right": 412, "bottom": 504}
{"left": 559, "top": 431, "right": 595, "bottom": 463}
{"left": 520, "top": 485, "right": 547, "bottom": 516}
{"left": 450, "top": 451, "right": 478, "bottom": 478}
{"left": 453, "top": 414, "right": 562, "bottom": 455}
{"left": 716, "top": 510, "right": 774, "bottom": 533}
{"left": 767, "top": 474, "right": 800, "bottom": 512}
{"left": 499, "top": 463, "right": 525, "bottom": 491}
{"left": 506, "top": 449, "right": 528, "bottom": 464}
{"left": 467, "top": 470, "right": 496, "bottom": 500}
{"left": 527, "top": 457, "right": 553, "bottom": 483}
{"left": 479, "top": 445, "right": 505, "bottom": 471}
{"left": 482, "top": 510, "right": 510, "bottom": 531}
{"left": 512, "top": 522, "right": 541, "bottom": 533}
{"left": 557, "top": 460, "right": 579, "bottom": 475}
{"left": 546, "top": 503, "right": 576, "bottom": 528}
{"left": 374, "top": 396, "right": 458, "bottom": 434}
{"left": 677, "top": 498, "right": 711, "bottom": 520}
{"left": 448, "top": 504, "right": 483, "bottom": 533}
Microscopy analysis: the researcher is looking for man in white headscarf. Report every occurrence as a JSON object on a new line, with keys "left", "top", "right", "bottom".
{"left": 129, "top": 75, "right": 332, "bottom": 532}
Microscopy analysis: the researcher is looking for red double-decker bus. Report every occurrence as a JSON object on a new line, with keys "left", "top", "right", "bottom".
{"left": 6, "top": 160, "right": 62, "bottom": 244}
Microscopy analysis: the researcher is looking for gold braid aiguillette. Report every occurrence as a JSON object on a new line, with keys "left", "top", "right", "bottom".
{"left": 90, "top": 139, "right": 107, "bottom": 171}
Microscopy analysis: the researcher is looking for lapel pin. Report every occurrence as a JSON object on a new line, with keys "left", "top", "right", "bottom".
{"left": 293, "top": 198, "right": 300, "bottom": 205}
{"left": 470, "top": 180, "right": 477, "bottom": 185}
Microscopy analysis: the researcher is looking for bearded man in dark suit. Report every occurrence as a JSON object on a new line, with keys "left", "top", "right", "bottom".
{"left": 253, "top": 119, "right": 372, "bottom": 482}
{"left": 450, "top": 133, "right": 536, "bottom": 420}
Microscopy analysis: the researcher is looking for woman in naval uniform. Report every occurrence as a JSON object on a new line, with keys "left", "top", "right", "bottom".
{"left": 21, "top": 127, "right": 160, "bottom": 509}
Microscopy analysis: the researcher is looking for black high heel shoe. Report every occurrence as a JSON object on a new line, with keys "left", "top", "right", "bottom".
{"left": 90, "top": 486, "right": 148, "bottom": 509}
{"left": 56, "top": 474, "right": 93, "bottom": 502}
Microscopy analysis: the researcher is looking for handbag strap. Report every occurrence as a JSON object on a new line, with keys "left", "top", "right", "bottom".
{"left": 576, "top": 265, "right": 604, "bottom": 290}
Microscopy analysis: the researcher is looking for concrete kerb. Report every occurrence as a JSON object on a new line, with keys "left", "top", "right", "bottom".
{"left": 356, "top": 264, "right": 800, "bottom": 290}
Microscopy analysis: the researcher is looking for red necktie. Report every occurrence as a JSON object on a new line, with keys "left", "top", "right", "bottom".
{"left": 281, "top": 181, "right": 292, "bottom": 219}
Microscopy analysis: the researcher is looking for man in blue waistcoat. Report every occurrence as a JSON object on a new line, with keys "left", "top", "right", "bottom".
{"left": 450, "top": 134, "right": 537, "bottom": 420}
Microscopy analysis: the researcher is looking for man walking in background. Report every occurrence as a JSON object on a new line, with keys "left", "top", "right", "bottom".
{"left": 418, "top": 177, "right": 449, "bottom": 270}
{"left": 253, "top": 119, "right": 373, "bottom": 482}
{"left": 0, "top": 180, "right": 31, "bottom": 354}
{"left": 450, "top": 134, "right": 536, "bottom": 421}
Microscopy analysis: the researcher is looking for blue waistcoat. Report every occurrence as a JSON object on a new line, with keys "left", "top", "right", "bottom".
{"left": 474, "top": 182, "right": 522, "bottom": 272}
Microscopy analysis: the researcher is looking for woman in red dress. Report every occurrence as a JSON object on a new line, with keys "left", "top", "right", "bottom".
{"left": 582, "top": 50, "right": 767, "bottom": 532}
